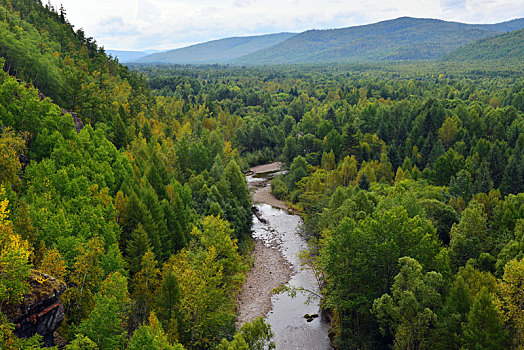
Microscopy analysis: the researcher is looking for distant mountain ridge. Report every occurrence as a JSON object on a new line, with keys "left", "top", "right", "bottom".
{"left": 106, "top": 50, "right": 164, "bottom": 63}
{"left": 135, "top": 33, "right": 296, "bottom": 64}
{"left": 133, "top": 17, "right": 524, "bottom": 65}
{"left": 233, "top": 17, "right": 524, "bottom": 64}
{"left": 445, "top": 28, "right": 524, "bottom": 61}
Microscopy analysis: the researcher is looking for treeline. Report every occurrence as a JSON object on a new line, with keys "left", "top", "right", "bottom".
{"left": 134, "top": 63, "right": 524, "bottom": 349}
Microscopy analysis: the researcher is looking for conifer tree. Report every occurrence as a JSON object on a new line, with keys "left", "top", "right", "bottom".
{"left": 462, "top": 288, "right": 509, "bottom": 349}
{"left": 501, "top": 151, "right": 524, "bottom": 195}
{"left": 126, "top": 223, "right": 151, "bottom": 276}
{"left": 132, "top": 251, "right": 161, "bottom": 328}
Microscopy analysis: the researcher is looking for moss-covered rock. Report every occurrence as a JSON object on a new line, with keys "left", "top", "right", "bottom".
{"left": 3, "top": 270, "right": 66, "bottom": 347}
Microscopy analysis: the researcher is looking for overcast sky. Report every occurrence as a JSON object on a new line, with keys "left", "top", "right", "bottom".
{"left": 52, "top": 0, "right": 524, "bottom": 51}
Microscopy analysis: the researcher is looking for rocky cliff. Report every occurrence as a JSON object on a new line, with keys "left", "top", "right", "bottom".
{"left": 4, "top": 270, "right": 66, "bottom": 347}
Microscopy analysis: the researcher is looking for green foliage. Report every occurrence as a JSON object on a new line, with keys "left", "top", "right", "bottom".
{"left": 172, "top": 216, "right": 247, "bottom": 348}
{"left": 372, "top": 257, "right": 443, "bottom": 350}
{"left": 320, "top": 207, "right": 441, "bottom": 347}
{"left": 218, "top": 317, "right": 275, "bottom": 350}
{"left": 75, "top": 272, "right": 129, "bottom": 350}
{"left": 0, "top": 188, "right": 31, "bottom": 306}
{"left": 127, "top": 312, "right": 185, "bottom": 350}
{"left": 1, "top": 3, "right": 524, "bottom": 347}
{"left": 65, "top": 335, "right": 98, "bottom": 350}
{"left": 449, "top": 201, "right": 490, "bottom": 269}
{"left": 462, "top": 288, "right": 510, "bottom": 349}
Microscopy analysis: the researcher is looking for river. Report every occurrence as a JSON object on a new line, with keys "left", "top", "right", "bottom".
{"left": 241, "top": 164, "right": 332, "bottom": 350}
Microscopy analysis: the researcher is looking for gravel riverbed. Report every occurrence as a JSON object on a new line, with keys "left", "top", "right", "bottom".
{"left": 237, "top": 162, "right": 292, "bottom": 325}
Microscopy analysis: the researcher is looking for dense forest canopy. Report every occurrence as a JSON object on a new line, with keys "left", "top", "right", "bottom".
{"left": 133, "top": 61, "right": 524, "bottom": 349}
{"left": 1, "top": 0, "right": 524, "bottom": 349}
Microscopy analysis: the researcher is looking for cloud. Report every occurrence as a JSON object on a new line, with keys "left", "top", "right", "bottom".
{"left": 233, "top": 0, "right": 255, "bottom": 8}
{"left": 55, "top": 0, "right": 524, "bottom": 50}
{"left": 97, "top": 17, "right": 138, "bottom": 36}
{"left": 441, "top": 0, "right": 467, "bottom": 10}
{"left": 136, "top": 0, "right": 161, "bottom": 22}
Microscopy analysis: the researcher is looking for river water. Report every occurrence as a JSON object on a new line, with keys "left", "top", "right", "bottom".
{"left": 246, "top": 170, "right": 332, "bottom": 350}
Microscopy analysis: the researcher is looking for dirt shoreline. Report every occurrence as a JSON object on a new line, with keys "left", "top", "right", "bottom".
{"left": 250, "top": 162, "right": 288, "bottom": 210}
{"left": 236, "top": 240, "right": 292, "bottom": 325}
{"left": 252, "top": 186, "right": 288, "bottom": 211}
{"left": 236, "top": 162, "right": 294, "bottom": 326}
{"left": 250, "top": 161, "right": 282, "bottom": 174}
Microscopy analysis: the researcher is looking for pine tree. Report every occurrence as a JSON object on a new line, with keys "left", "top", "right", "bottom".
{"left": 449, "top": 170, "right": 472, "bottom": 201}
{"left": 433, "top": 276, "right": 473, "bottom": 350}
{"left": 112, "top": 113, "right": 127, "bottom": 149}
{"left": 358, "top": 173, "right": 370, "bottom": 191}
{"left": 473, "top": 160, "right": 493, "bottom": 194}
{"left": 126, "top": 223, "right": 151, "bottom": 276}
{"left": 157, "top": 259, "right": 182, "bottom": 342}
{"left": 75, "top": 272, "right": 129, "bottom": 350}
{"left": 131, "top": 251, "right": 161, "bottom": 328}
{"left": 462, "top": 288, "right": 509, "bottom": 349}
{"left": 487, "top": 141, "right": 508, "bottom": 188}
{"left": 501, "top": 151, "right": 524, "bottom": 195}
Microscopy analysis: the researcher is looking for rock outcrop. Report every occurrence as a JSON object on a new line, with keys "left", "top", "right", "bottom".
{"left": 4, "top": 270, "right": 66, "bottom": 347}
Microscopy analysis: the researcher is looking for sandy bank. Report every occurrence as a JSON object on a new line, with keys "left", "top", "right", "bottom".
{"left": 237, "top": 162, "right": 293, "bottom": 326}
{"left": 237, "top": 240, "right": 292, "bottom": 325}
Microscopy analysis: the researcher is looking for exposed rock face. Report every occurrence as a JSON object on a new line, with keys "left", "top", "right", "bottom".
{"left": 72, "top": 113, "right": 84, "bottom": 133}
{"left": 60, "top": 108, "right": 84, "bottom": 133}
{"left": 5, "top": 270, "right": 66, "bottom": 347}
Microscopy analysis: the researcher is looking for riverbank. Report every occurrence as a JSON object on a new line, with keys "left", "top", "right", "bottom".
{"left": 237, "top": 240, "right": 292, "bottom": 325}
{"left": 250, "top": 162, "right": 282, "bottom": 174}
{"left": 239, "top": 162, "right": 332, "bottom": 349}
{"left": 237, "top": 162, "right": 292, "bottom": 326}
{"left": 249, "top": 162, "right": 288, "bottom": 210}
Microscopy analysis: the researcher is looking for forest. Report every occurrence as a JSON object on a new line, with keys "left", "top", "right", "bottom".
{"left": 1, "top": 0, "right": 524, "bottom": 349}
{"left": 136, "top": 63, "right": 524, "bottom": 349}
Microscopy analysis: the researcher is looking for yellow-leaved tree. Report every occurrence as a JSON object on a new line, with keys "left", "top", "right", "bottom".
{"left": 0, "top": 186, "right": 32, "bottom": 307}
{"left": 498, "top": 258, "right": 524, "bottom": 349}
{"left": 173, "top": 215, "right": 247, "bottom": 348}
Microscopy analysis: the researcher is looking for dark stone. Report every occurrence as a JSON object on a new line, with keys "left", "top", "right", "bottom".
{"left": 73, "top": 114, "right": 84, "bottom": 133}
{"left": 304, "top": 313, "right": 319, "bottom": 322}
{"left": 5, "top": 270, "right": 66, "bottom": 347}
{"left": 252, "top": 206, "right": 268, "bottom": 224}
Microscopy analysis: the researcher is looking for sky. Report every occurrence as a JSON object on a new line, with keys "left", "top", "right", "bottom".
{"left": 53, "top": 0, "right": 524, "bottom": 51}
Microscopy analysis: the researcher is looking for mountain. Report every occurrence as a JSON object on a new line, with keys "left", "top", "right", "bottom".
{"left": 135, "top": 33, "right": 296, "bottom": 64}
{"left": 445, "top": 28, "right": 524, "bottom": 61}
{"left": 232, "top": 17, "right": 524, "bottom": 64}
{"left": 106, "top": 50, "right": 162, "bottom": 62}
{"left": 486, "top": 18, "right": 524, "bottom": 32}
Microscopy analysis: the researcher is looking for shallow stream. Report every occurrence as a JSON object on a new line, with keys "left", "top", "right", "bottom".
{"left": 246, "top": 170, "right": 332, "bottom": 350}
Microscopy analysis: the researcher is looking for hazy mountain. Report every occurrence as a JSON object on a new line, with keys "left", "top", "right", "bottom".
{"left": 135, "top": 33, "right": 296, "bottom": 64}
{"left": 232, "top": 17, "right": 524, "bottom": 65}
{"left": 445, "top": 28, "right": 524, "bottom": 61}
{"left": 106, "top": 50, "right": 164, "bottom": 63}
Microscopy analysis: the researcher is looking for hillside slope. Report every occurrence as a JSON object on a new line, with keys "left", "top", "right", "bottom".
{"left": 0, "top": 0, "right": 147, "bottom": 113}
{"left": 0, "top": 1, "right": 254, "bottom": 348}
{"left": 232, "top": 17, "right": 524, "bottom": 64}
{"left": 136, "top": 33, "right": 296, "bottom": 64}
{"left": 445, "top": 28, "right": 524, "bottom": 61}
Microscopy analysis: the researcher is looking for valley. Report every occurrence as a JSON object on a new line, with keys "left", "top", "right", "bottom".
{"left": 1, "top": 1, "right": 524, "bottom": 349}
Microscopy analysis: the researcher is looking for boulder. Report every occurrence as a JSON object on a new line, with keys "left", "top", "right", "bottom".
{"left": 4, "top": 270, "right": 66, "bottom": 347}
